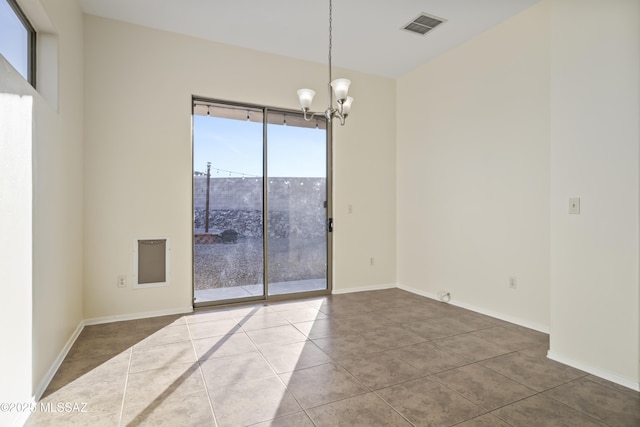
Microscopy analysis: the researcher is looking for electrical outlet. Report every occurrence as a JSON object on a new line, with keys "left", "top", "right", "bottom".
{"left": 117, "top": 275, "right": 127, "bottom": 288}
{"left": 569, "top": 198, "right": 580, "bottom": 214}
{"left": 509, "top": 277, "right": 517, "bottom": 290}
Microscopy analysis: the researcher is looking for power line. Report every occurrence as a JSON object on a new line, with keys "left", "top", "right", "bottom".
{"left": 194, "top": 165, "right": 260, "bottom": 178}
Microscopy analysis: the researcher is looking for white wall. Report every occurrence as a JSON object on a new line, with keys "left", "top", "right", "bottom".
{"left": 83, "top": 16, "right": 396, "bottom": 318}
{"left": 0, "top": 0, "right": 84, "bottom": 423}
{"left": 0, "top": 79, "right": 33, "bottom": 427}
{"left": 396, "top": 1, "right": 551, "bottom": 331}
{"left": 548, "top": 0, "right": 640, "bottom": 388}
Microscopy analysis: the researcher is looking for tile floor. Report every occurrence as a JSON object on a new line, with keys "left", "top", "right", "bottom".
{"left": 25, "top": 289, "right": 640, "bottom": 427}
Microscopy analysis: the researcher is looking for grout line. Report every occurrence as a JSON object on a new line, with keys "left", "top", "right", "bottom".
{"left": 117, "top": 349, "right": 133, "bottom": 427}
{"left": 185, "top": 318, "right": 220, "bottom": 427}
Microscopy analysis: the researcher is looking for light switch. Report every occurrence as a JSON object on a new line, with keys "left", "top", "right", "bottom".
{"left": 569, "top": 198, "right": 580, "bottom": 214}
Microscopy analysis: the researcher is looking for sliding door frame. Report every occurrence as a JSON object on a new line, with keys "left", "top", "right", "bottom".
{"left": 192, "top": 96, "right": 333, "bottom": 308}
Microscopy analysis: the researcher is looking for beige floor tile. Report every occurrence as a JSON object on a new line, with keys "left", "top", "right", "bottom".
{"left": 377, "top": 307, "right": 440, "bottom": 324}
{"left": 359, "top": 325, "right": 426, "bottom": 350}
{"left": 44, "top": 351, "right": 130, "bottom": 396}
{"left": 81, "top": 320, "right": 137, "bottom": 338}
{"left": 24, "top": 410, "right": 120, "bottom": 427}
{"left": 433, "top": 363, "right": 536, "bottom": 411}
{"left": 237, "top": 311, "right": 290, "bottom": 331}
{"left": 121, "top": 389, "right": 215, "bottom": 427}
{"left": 455, "top": 413, "right": 513, "bottom": 427}
{"left": 246, "top": 324, "right": 308, "bottom": 348}
{"left": 259, "top": 340, "right": 332, "bottom": 374}
{"left": 479, "top": 348, "right": 586, "bottom": 392}
{"left": 200, "top": 351, "right": 275, "bottom": 387}
{"left": 64, "top": 333, "right": 136, "bottom": 363}
{"left": 492, "top": 394, "right": 606, "bottom": 426}
{"left": 333, "top": 312, "right": 396, "bottom": 332}
{"left": 312, "top": 333, "right": 385, "bottom": 360}
{"left": 291, "top": 318, "right": 356, "bottom": 339}
{"left": 421, "top": 314, "right": 495, "bottom": 335}
{"left": 41, "top": 370, "right": 126, "bottom": 416}
{"left": 389, "top": 341, "right": 470, "bottom": 374}
{"left": 209, "top": 376, "right": 301, "bottom": 427}
{"left": 307, "top": 392, "right": 412, "bottom": 426}
{"left": 279, "top": 362, "right": 368, "bottom": 409}
{"left": 124, "top": 362, "right": 205, "bottom": 409}
{"left": 193, "top": 333, "right": 257, "bottom": 360}
{"left": 317, "top": 300, "right": 372, "bottom": 317}
{"left": 133, "top": 324, "right": 191, "bottom": 348}
{"left": 377, "top": 376, "right": 485, "bottom": 427}
{"left": 411, "top": 300, "right": 460, "bottom": 317}
{"left": 339, "top": 351, "right": 426, "bottom": 390}
{"left": 129, "top": 341, "right": 197, "bottom": 373}
{"left": 188, "top": 318, "right": 243, "bottom": 340}
{"left": 276, "top": 307, "right": 327, "bottom": 323}
{"left": 135, "top": 314, "right": 186, "bottom": 333}
{"left": 249, "top": 412, "right": 315, "bottom": 427}
{"left": 400, "top": 319, "right": 460, "bottom": 341}
{"left": 544, "top": 377, "right": 640, "bottom": 427}
{"left": 586, "top": 374, "right": 640, "bottom": 398}
{"left": 433, "top": 333, "right": 512, "bottom": 361}
{"left": 472, "top": 324, "right": 549, "bottom": 351}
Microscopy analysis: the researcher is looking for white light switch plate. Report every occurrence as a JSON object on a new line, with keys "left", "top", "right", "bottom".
{"left": 569, "top": 198, "right": 580, "bottom": 214}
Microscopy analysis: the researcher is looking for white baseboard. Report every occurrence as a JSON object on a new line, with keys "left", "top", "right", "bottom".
{"left": 396, "top": 283, "right": 550, "bottom": 334}
{"left": 32, "top": 320, "right": 85, "bottom": 402}
{"left": 547, "top": 351, "right": 640, "bottom": 392}
{"left": 83, "top": 306, "right": 193, "bottom": 326}
{"left": 332, "top": 283, "right": 395, "bottom": 295}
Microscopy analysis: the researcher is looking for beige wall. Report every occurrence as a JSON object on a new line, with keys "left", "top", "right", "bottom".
{"left": 0, "top": 0, "right": 84, "bottom": 422}
{"left": 83, "top": 16, "right": 396, "bottom": 318}
{"left": 397, "top": 0, "right": 640, "bottom": 388}
{"left": 31, "top": 0, "right": 85, "bottom": 393}
{"left": 396, "top": 2, "right": 551, "bottom": 331}
{"left": 548, "top": 0, "right": 640, "bottom": 387}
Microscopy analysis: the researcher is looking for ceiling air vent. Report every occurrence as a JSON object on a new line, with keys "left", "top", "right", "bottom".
{"left": 402, "top": 13, "right": 446, "bottom": 36}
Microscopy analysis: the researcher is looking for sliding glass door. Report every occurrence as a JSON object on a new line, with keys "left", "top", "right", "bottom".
{"left": 267, "top": 120, "right": 328, "bottom": 296}
{"left": 192, "top": 99, "right": 330, "bottom": 305}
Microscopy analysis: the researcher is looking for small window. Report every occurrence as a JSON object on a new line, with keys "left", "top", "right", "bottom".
{"left": 0, "top": 0, "right": 36, "bottom": 86}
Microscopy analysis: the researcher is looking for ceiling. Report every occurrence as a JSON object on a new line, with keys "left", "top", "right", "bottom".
{"left": 80, "top": 0, "right": 540, "bottom": 79}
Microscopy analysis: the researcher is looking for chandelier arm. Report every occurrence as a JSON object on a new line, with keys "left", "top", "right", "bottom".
{"left": 302, "top": 109, "right": 319, "bottom": 121}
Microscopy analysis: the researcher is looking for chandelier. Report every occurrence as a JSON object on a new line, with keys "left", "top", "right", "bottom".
{"left": 296, "top": 0, "right": 353, "bottom": 126}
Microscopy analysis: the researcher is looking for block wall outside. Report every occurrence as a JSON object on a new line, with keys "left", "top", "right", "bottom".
{"left": 193, "top": 177, "right": 327, "bottom": 238}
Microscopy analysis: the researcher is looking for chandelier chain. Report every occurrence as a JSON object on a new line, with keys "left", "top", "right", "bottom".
{"left": 297, "top": 0, "right": 351, "bottom": 126}
{"left": 328, "top": 0, "right": 332, "bottom": 86}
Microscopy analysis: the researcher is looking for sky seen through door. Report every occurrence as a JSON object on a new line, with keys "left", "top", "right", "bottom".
{"left": 193, "top": 115, "right": 326, "bottom": 178}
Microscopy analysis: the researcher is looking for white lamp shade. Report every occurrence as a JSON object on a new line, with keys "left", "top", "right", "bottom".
{"left": 330, "top": 78, "right": 351, "bottom": 101}
{"left": 297, "top": 88, "right": 315, "bottom": 109}
{"left": 341, "top": 96, "right": 354, "bottom": 116}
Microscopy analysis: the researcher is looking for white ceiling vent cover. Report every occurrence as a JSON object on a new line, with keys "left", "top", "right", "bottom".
{"left": 402, "top": 13, "right": 446, "bottom": 36}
